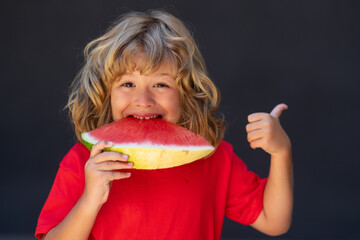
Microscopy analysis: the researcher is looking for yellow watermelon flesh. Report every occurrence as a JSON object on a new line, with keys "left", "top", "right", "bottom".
{"left": 81, "top": 117, "right": 215, "bottom": 169}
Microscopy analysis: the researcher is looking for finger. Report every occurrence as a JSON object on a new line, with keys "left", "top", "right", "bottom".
{"left": 246, "top": 120, "right": 269, "bottom": 132}
{"left": 247, "top": 129, "right": 265, "bottom": 142}
{"left": 97, "top": 161, "right": 133, "bottom": 171}
{"left": 90, "top": 140, "right": 114, "bottom": 158}
{"left": 249, "top": 138, "right": 265, "bottom": 149}
{"left": 270, "top": 103, "right": 288, "bottom": 118}
{"left": 248, "top": 113, "right": 268, "bottom": 123}
{"left": 106, "top": 171, "right": 131, "bottom": 181}
{"left": 92, "top": 151, "right": 129, "bottom": 164}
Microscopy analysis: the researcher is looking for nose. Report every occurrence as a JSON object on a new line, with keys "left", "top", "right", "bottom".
{"left": 134, "top": 87, "right": 156, "bottom": 108}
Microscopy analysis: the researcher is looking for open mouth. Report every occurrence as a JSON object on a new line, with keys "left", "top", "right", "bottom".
{"left": 127, "top": 115, "right": 163, "bottom": 120}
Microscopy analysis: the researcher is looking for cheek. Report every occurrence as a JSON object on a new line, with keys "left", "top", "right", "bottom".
{"left": 167, "top": 90, "right": 182, "bottom": 118}
{"left": 174, "top": 95, "right": 182, "bottom": 114}
{"left": 110, "top": 91, "right": 129, "bottom": 120}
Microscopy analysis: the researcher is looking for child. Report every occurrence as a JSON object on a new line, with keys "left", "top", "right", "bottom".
{"left": 35, "top": 10, "right": 293, "bottom": 240}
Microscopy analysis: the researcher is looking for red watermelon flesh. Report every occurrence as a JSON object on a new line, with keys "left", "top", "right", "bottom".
{"left": 81, "top": 117, "right": 215, "bottom": 169}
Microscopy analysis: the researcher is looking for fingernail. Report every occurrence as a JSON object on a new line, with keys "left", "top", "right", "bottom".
{"left": 122, "top": 154, "right": 129, "bottom": 159}
{"left": 126, "top": 173, "right": 131, "bottom": 177}
{"left": 128, "top": 162, "right": 133, "bottom": 166}
{"left": 107, "top": 141, "right": 114, "bottom": 146}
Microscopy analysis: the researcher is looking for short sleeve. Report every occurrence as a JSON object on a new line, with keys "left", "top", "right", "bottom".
{"left": 225, "top": 151, "right": 267, "bottom": 225}
{"left": 35, "top": 143, "right": 89, "bottom": 239}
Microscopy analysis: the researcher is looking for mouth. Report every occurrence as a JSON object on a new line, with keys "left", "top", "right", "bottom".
{"left": 127, "top": 115, "right": 163, "bottom": 120}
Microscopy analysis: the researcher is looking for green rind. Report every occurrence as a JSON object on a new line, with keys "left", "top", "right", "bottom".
{"left": 81, "top": 138, "right": 115, "bottom": 155}
{"left": 82, "top": 138, "right": 94, "bottom": 151}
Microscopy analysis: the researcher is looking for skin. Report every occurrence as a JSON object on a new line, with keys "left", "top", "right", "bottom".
{"left": 111, "top": 54, "right": 182, "bottom": 124}
{"left": 247, "top": 103, "right": 293, "bottom": 236}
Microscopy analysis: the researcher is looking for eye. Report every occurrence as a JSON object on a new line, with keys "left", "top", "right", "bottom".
{"left": 121, "top": 82, "right": 135, "bottom": 87}
{"left": 154, "top": 83, "right": 169, "bottom": 88}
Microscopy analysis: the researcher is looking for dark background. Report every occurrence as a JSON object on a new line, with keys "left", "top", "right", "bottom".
{"left": 1, "top": 0, "right": 360, "bottom": 239}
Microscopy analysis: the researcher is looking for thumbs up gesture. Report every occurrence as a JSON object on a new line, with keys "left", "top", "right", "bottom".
{"left": 246, "top": 103, "right": 291, "bottom": 156}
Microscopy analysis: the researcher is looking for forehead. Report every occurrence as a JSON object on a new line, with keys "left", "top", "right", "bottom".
{"left": 125, "top": 51, "right": 177, "bottom": 76}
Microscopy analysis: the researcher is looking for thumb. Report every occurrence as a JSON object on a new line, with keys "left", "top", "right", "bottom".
{"left": 270, "top": 103, "right": 288, "bottom": 118}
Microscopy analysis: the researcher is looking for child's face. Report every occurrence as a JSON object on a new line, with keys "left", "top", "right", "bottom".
{"left": 110, "top": 56, "right": 182, "bottom": 124}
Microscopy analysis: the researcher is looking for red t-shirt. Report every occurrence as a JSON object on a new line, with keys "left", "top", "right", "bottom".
{"left": 35, "top": 140, "right": 267, "bottom": 240}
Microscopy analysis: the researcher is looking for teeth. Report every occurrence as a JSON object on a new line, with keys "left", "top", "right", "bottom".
{"left": 132, "top": 115, "right": 160, "bottom": 120}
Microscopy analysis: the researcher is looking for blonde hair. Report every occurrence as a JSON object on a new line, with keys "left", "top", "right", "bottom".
{"left": 65, "top": 10, "right": 226, "bottom": 148}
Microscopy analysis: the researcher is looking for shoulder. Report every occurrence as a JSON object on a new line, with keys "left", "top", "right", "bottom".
{"left": 60, "top": 142, "right": 90, "bottom": 169}
{"left": 217, "top": 140, "right": 233, "bottom": 151}
{"left": 70, "top": 142, "right": 90, "bottom": 156}
{"left": 207, "top": 140, "right": 236, "bottom": 167}
{"left": 213, "top": 140, "right": 248, "bottom": 168}
{"left": 213, "top": 140, "right": 235, "bottom": 158}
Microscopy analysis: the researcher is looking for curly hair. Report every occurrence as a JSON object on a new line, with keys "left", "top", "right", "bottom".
{"left": 64, "top": 10, "right": 226, "bottom": 148}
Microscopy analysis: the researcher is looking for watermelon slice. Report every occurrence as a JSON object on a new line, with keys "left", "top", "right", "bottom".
{"left": 81, "top": 117, "right": 215, "bottom": 169}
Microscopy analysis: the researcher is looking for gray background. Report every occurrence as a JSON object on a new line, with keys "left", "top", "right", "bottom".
{"left": 1, "top": 0, "right": 359, "bottom": 239}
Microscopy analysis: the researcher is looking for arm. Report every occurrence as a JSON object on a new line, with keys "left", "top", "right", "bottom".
{"left": 42, "top": 195, "right": 102, "bottom": 240}
{"left": 43, "top": 141, "right": 132, "bottom": 240}
{"left": 251, "top": 148, "right": 293, "bottom": 236}
{"left": 246, "top": 103, "right": 293, "bottom": 236}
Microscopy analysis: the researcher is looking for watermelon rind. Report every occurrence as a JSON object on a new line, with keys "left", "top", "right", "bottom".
{"left": 81, "top": 132, "right": 214, "bottom": 170}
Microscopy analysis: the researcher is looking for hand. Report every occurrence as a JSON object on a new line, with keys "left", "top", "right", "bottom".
{"left": 246, "top": 103, "right": 291, "bottom": 156}
{"left": 82, "top": 141, "right": 133, "bottom": 207}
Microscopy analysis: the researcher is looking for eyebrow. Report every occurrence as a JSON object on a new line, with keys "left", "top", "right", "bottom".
{"left": 156, "top": 73, "right": 173, "bottom": 77}
{"left": 122, "top": 72, "right": 173, "bottom": 77}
